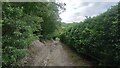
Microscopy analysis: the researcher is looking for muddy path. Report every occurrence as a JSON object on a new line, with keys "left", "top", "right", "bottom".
{"left": 20, "top": 40, "right": 94, "bottom": 66}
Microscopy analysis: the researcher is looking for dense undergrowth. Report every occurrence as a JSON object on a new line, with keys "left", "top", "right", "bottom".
{"left": 60, "top": 2, "right": 120, "bottom": 66}
{"left": 2, "top": 2, "right": 63, "bottom": 66}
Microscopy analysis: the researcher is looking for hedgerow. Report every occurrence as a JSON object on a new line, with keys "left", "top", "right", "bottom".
{"left": 2, "top": 2, "right": 62, "bottom": 66}
{"left": 60, "top": 3, "right": 120, "bottom": 65}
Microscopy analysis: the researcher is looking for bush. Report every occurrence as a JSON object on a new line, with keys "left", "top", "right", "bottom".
{"left": 2, "top": 2, "right": 62, "bottom": 66}
{"left": 2, "top": 2, "right": 42, "bottom": 66}
{"left": 60, "top": 3, "right": 120, "bottom": 66}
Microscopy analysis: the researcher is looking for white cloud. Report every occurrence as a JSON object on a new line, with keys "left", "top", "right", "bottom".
{"left": 59, "top": 1, "right": 117, "bottom": 23}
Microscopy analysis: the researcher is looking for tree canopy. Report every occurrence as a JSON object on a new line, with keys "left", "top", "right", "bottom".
{"left": 2, "top": 2, "right": 64, "bottom": 66}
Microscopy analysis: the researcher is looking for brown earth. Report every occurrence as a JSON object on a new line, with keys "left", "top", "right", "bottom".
{"left": 20, "top": 40, "right": 93, "bottom": 66}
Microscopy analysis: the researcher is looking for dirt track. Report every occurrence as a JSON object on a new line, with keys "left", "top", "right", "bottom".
{"left": 20, "top": 40, "right": 93, "bottom": 66}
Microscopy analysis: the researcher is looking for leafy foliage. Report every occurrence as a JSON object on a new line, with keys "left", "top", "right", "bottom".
{"left": 60, "top": 3, "right": 120, "bottom": 65}
{"left": 2, "top": 2, "right": 62, "bottom": 66}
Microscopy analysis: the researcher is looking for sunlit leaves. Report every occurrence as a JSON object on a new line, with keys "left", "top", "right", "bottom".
{"left": 2, "top": 2, "right": 62, "bottom": 66}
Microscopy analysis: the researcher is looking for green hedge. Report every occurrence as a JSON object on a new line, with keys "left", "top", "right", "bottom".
{"left": 2, "top": 3, "right": 43, "bottom": 66}
{"left": 2, "top": 2, "right": 61, "bottom": 66}
{"left": 60, "top": 3, "right": 120, "bottom": 65}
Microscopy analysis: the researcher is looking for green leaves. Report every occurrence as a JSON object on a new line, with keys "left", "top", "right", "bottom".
{"left": 60, "top": 3, "right": 120, "bottom": 66}
{"left": 2, "top": 2, "right": 62, "bottom": 66}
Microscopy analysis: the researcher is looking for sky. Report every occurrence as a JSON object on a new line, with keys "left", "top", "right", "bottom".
{"left": 59, "top": 0, "right": 118, "bottom": 23}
